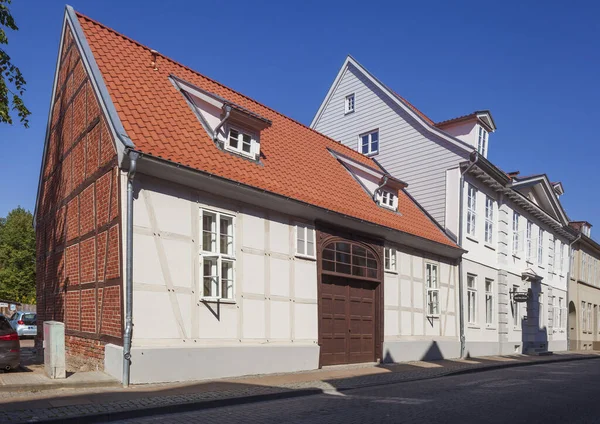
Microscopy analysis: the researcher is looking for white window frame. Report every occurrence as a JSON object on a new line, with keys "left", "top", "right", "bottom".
{"left": 588, "top": 303, "right": 593, "bottom": 333}
{"left": 477, "top": 126, "right": 488, "bottom": 156}
{"left": 526, "top": 221, "right": 533, "bottom": 261}
{"left": 582, "top": 301, "right": 587, "bottom": 333}
{"left": 225, "top": 124, "right": 259, "bottom": 159}
{"left": 512, "top": 212, "right": 520, "bottom": 254}
{"left": 359, "top": 130, "right": 379, "bottom": 156}
{"left": 467, "top": 274, "right": 477, "bottom": 324}
{"left": 378, "top": 190, "right": 397, "bottom": 210}
{"left": 345, "top": 93, "right": 355, "bottom": 114}
{"left": 548, "top": 235, "right": 555, "bottom": 276}
{"left": 484, "top": 196, "right": 494, "bottom": 244}
{"left": 384, "top": 247, "right": 397, "bottom": 272}
{"left": 295, "top": 223, "right": 315, "bottom": 259}
{"left": 559, "top": 242, "right": 565, "bottom": 275}
{"left": 538, "top": 292, "right": 544, "bottom": 329}
{"left": 537, "top": 228, "right": 544, "bottom": 265}
{"left": 200, "top": 209, "right": 236, "bottom": 300}
{"left": 466, "top": 184, "right": 477, "bottom": 237}
{"left": 512, "top": 285, "right": 520, "bottom": 328}
{"left": 559, "top": 297, "right": 566, "bottom": 331}
{"left": 426, "top": 263, "right": 439, "bottom": 317}
{"left": 582, "top": 253, "right": 587, "bottom": 282}
{"left": 485, "top": 279, "right": 493, "bottom": 326}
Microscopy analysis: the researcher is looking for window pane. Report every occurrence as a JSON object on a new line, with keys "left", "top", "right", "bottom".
{"left": 361, "top": 136, "right": 369, "bottom": 153}
{"left": 220, "top": 216, "right": 233, "bottom": 255}
{"left": 323, "top": 260, "right": 335, "bottom": 272}
{"left": 322, "top": 248, "right": 335, "bottom": 261}
{"left": 337, "top": 242, "right": 351, "bottom": 253}
{"left": 297, "top": 226, "right": 305, "bottom": 255}
{"left": 242, "top": 133, "right": 252, "bottom": 153}
{"left": 306, "top": 228, "right": 315, "bottom": 256}
{"left": 203, "top": 257, "right": 218, "bottom": 297}
{"left": 336, "top": 252, "right": 351, "bottom": 264}
{"left": 221, "top": 260, "right": 233, "bottom": 299}
{"left": 203, "top": 213, "right": 217, "bottom": 252}
{"left": 336, "top": 263, "right": 351, "bottom": 274}
{"left": 229, "top": 129, "right": 239, "bottom": 149}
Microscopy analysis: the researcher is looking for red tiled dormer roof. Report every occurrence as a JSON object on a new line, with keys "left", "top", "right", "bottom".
{"left": 76, "top": 12, "right": 457, "bottom": 248}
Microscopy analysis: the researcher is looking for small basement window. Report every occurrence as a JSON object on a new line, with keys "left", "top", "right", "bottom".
{"left": 226, "top": 126, "right": 258, "bottom": 158}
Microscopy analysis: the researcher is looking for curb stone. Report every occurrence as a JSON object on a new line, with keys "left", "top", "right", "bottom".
{"left": 19, "top": 354, "right": 600, "bottom": 424}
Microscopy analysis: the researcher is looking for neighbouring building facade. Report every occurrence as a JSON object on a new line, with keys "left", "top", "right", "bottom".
{"left": 568, "top": 221, "right": 600, "bottom": 350}
{"left": 312, "top": 56, "right": 574, "bottom": 356}
{"left": 35, "top": 7, "right": 464, "bottom": 384}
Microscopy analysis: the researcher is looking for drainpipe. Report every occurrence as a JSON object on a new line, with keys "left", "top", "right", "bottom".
{"left": 213, "top": 105, "right": 232, "bottom": 142}
{"left": 123, "top": 150, "right": 139, "bottom": 388}
{"left": 566, "top": 234, "right": 581, "bottom": 351}
{"left": 458, "top": 151, "right": 479, "bottom": 358}
{"left": 373, "top": 175, "right": 389, "bottom": 202}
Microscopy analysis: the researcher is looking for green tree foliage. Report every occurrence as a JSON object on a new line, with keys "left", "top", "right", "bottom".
{"left": 0, "top": 0, "right": 30, "bottom": 127}
{"left": 0, "top": 207, "right": 36, "bottom": 304}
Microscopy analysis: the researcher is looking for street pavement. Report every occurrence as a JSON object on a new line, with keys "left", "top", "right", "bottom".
{"left": 116, "top": 359, "right": 600, "bottom": 424}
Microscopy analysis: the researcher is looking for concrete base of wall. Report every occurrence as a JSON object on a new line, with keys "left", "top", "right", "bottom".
{"left": 499, "top": 342, "right": 523, "bottom": 355}
{"left": 464, "top": 341, "right": 501, "bottom": 358}
{"left": 548, "top": 340, "right": 568, "bottom": 352}
{"left": 382, "top": 340, "right": 461, "bottom": 363}
{"left": 106, "top": 343, "right": 320, "bottom": 384}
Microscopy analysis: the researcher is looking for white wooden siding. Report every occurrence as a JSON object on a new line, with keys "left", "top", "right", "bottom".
{"left": 313, "top": 64, "right": 469, "bottom": 227}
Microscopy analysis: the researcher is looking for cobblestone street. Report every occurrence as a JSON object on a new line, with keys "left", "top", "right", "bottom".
{"left": 116, "top": 359, "right": 600, "bottom": 424}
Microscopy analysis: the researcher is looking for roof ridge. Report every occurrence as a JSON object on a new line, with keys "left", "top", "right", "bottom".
{"left": 75, "top": 11, "right": 380, "bottom": 169}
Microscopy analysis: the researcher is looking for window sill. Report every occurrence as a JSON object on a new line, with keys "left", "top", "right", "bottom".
{"left": 526, "top": 260, "right": 534, "bottom": 265}
{"left": 512, "top": 254, "right": 521, "bottom": 260}
{"left": 485, "top": 325, "right": 497, "bottom": 330}
{"left": 538, "top": 265, "right": 545, "bottom": 270}
{"left": 467, "top": 324, "right": 480, "bottom": 329}
{"left": 426, "top": 315, "right": 440, "bottom": 319}
{"left": 295, "top": 254, "right": 316, "bottom": 261}
{"left": 344, "top": 110, "right": 355, "bottom": 116}
{"left": 512, "top": 327, "right": 522, "bottom": 332}
{"left": 384, "top": 269, "right": 398, "bottom": 275}
{"left": 484, "top": 243, "right": 496, "bottom": 251}
{"left": 365, "top": 151, "right": 379, "bottom": 157}
{"left": 465, "top": 235, "right": 479, "bottom": 243}
{"left": 200, "top": 297, "right": 236, "bottom": 304}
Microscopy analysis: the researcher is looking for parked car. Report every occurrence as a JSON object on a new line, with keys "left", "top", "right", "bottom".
{"left": 8, "top": 312, "right": 37, "bottom": 338}
{"left": 0, "top": 316, "right": 20, "bottom": 371}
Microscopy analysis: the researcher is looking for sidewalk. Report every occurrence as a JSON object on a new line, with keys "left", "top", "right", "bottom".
{"left": 1, "top": 351, "right": 598, "bottom": 423}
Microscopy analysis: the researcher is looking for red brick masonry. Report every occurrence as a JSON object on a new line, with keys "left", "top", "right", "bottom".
{"left": 36, "top": 25, "right": 124, "bottom": 366}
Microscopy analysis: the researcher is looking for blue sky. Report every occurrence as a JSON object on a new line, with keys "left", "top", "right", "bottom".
{"left": 2, "top": 0, "right": 599, "bottom": 234}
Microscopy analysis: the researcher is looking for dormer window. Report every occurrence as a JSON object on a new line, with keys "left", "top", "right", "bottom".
{"left": 227, "top": 127, "right": 256, "bottom": 157}
{"left": 345, "top": 94, "right": 355, "bottom": 114}
{"left": 477, "top": 126, "right": 488, "bottom": 156}
{"left": 378, "top": 190, "right": 397, "bottom": 210}
{"left": 170, "top": 75, "right": 271, "bottom": 163}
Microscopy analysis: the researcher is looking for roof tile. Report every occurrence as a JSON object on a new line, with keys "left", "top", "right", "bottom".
{"left": 76, "top": 12, "right": 457, "bottom": 249}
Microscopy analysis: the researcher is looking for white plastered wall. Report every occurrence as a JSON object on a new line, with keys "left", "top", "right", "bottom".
{"left": 383, "top": 248, "right": 460, "bottom": 362}
{"left": 110, "top": 174, "right": 320, "bottom": 383}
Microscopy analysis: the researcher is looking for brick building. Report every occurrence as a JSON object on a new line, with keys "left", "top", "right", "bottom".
{"left": 34, "top": 10, "right": 122, "bottom": 367}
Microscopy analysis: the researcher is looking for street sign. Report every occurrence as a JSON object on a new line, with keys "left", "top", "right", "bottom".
{"left": 513, "top": 292, "right": 529, "bottom": 303}
{"left": 9, "top": 304, "right": 16, "bottom": 311}
{"left": 0, "top": 303, "right": 8, "bottom": 308}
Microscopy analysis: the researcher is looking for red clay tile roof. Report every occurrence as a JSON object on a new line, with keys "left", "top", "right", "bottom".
{"left": 435, "top": 112, "right": 479, "bottom": 128}
{"left": 391, "top": 92, "right": 436, "bottom": 126}
{"left": 76, "top": 12, "right": 457, "bottom": 248}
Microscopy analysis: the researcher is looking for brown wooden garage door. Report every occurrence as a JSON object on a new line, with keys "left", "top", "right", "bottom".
{"left": 320, "top": 275, "right": 376, "bottom": 366}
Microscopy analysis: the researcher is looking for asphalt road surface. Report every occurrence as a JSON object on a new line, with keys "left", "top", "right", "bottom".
{"left": 117, "top": 359, "right": 600, "bottom": 424}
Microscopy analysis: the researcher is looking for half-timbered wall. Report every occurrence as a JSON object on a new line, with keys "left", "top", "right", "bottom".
{"left": 124, "top": 174, "right": 319, "bottom": 378}
{"left": 36, "top": 25, "right": 123, "bottom": 366}
{"left": 383, "top": 247, "right": 460, "bottom": 361}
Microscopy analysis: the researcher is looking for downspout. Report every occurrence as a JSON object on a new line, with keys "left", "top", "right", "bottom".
{"left": 566, "top": 234, "right": 581, "bottom": 351}
{"left": 458, "top": 151, "right": 479, "bottom": 358}
{"left": 373, "top": 175, "right": 389, "bottom": 201}
{"left": 213, "top": 105, "right": 232, "bottom": 142}
{"left": 123, "top": 150, "right": 139, "bottom": 388}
